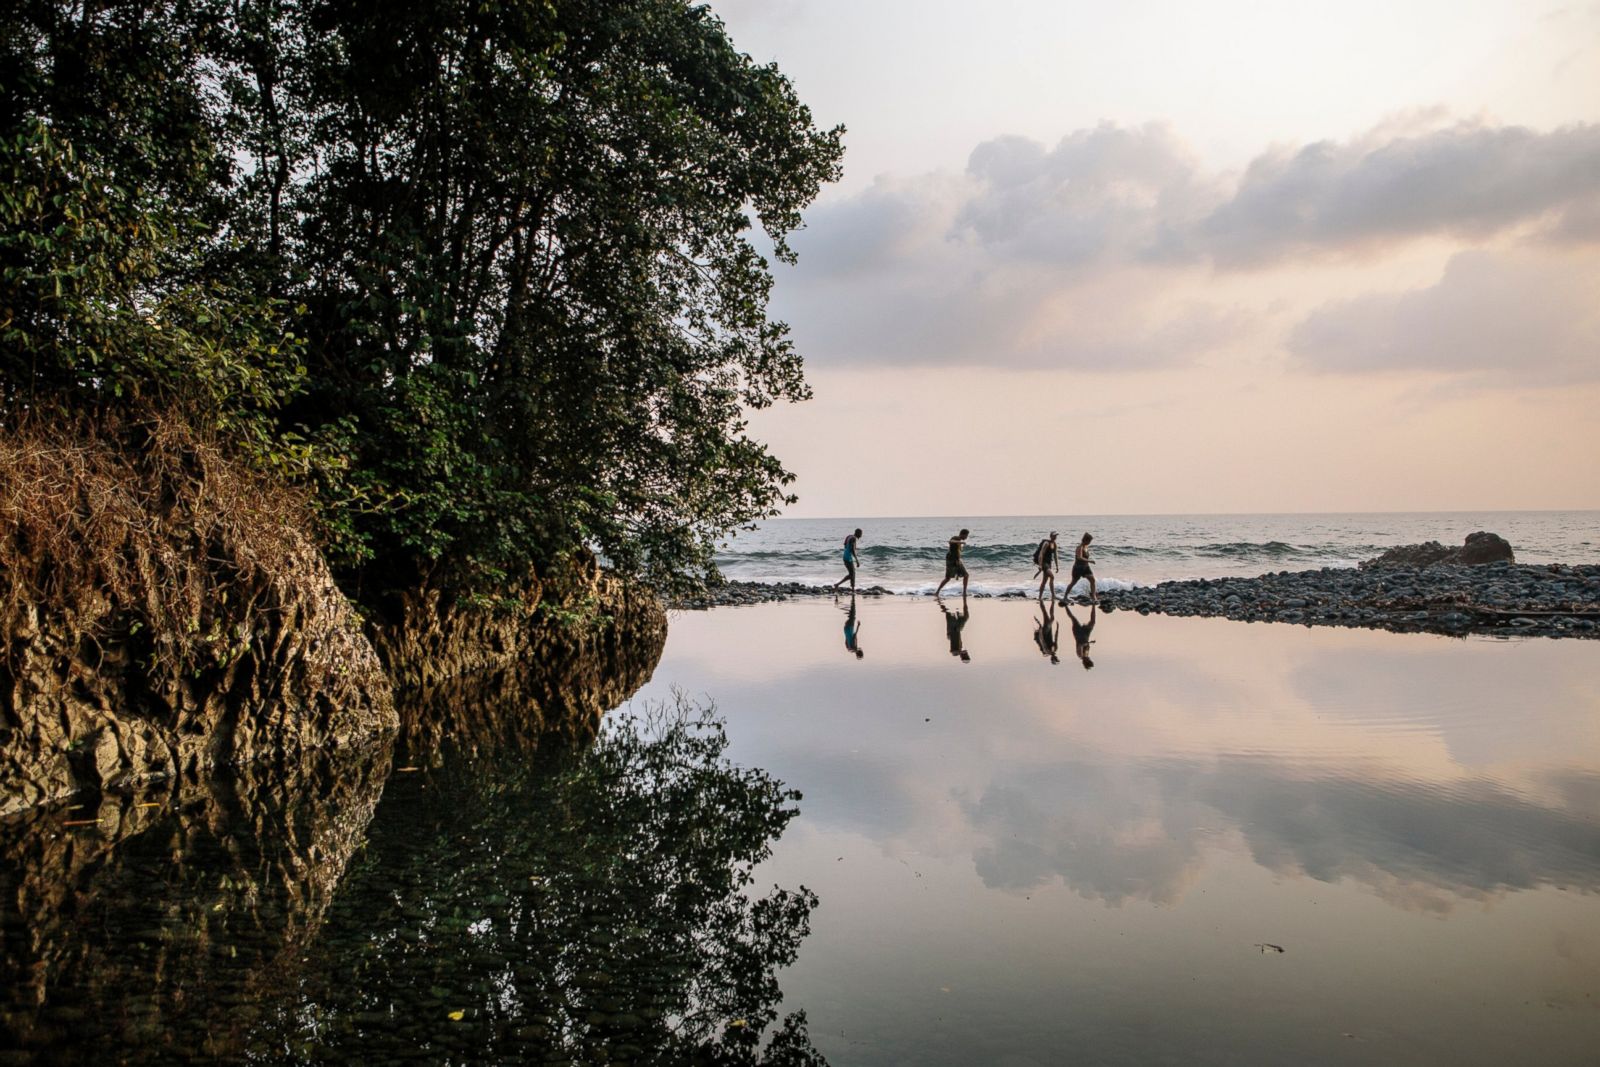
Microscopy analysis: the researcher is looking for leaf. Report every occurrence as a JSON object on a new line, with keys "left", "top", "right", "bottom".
{"left": 447, "top": 1010, "right": 465, "bottom": 1021}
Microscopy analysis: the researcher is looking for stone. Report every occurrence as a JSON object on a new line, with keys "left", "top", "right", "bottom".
{"left": 1459, "top": 531, "right": 1515, "bottom": 565}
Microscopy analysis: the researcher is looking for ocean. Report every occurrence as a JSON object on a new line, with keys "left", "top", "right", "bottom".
{"left": 713, "top": 511, "right": 1600, "bottom": 594}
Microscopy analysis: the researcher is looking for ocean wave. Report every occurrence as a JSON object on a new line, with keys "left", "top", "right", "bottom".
{"left": 717, "top": 540, "right": 1384, "bottom": 566}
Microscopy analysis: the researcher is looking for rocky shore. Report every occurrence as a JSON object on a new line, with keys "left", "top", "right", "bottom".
{"left": 673, "top": 565, "right": 1600, "bottom": 640}
{"left": 1094, "top": 561, "right": 1600, "bottom": 639}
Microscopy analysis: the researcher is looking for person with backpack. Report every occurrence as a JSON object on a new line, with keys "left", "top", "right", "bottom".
{"left": 834, "top": 528, "right": 864, "bottom": 591}
{"left": 1033, "top": 531, "right": 1060, "bottom": 600}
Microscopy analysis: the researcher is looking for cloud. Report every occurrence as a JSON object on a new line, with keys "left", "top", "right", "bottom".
{"left": 1287, "top": 248, "right": 1600, "bottom": 383}
{"left": 779, "top": 116, "right": 1600, "bottom": 373}
{"left": 1201, "top": 121, "right": 1600, "bottom": 266}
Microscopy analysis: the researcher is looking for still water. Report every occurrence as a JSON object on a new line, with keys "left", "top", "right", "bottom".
{"left": 630, "top": 599, "right": 1600, "bottom": 1065}
{"left": 3, "top": 600, "right": 1598, "bottom": 1064}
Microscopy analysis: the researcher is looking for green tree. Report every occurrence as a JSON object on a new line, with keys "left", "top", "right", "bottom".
{"left": 228, "top": 0, "right": 842, "bottom": 591}
{"left": 2, "top": 0, "right": 842, "bottom": 593}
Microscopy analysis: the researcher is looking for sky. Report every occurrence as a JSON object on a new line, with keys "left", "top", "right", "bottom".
{"left": 705, "top": 0, "right": 1600, "bottom": 516}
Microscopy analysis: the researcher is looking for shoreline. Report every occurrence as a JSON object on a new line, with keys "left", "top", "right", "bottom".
{"left": 670, "top": 562, "right": 1600, "bottom": 640}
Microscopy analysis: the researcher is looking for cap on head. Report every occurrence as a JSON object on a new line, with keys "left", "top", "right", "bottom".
{"left": 1049, "top": 531, "right": 1058, "bottom": 539}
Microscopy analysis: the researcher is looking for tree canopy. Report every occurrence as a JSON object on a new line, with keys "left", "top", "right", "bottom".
{"left": 1, "top": 0, "right": 843, "bottom": 593}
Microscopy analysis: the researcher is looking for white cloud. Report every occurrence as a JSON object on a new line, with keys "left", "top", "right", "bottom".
{"left": 779, "top": 116, "right": 1600, "bottom": 375}
{"left": 1202, "top": 120, "right": 1600, "bottom": 265}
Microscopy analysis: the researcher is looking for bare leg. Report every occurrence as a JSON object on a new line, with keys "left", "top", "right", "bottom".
{"left": 1088, "top": 574, "right": 1098, "bottom": 603}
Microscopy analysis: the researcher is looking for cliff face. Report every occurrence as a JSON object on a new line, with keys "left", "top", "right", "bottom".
{"left": 0, "top": 420, "right": 670, "bottom": 816}
{"left": 0, "top": 420, "right": 397, "bottom": 815}
{"left": 379, "top": 557, "right": 669, "bottom": 757}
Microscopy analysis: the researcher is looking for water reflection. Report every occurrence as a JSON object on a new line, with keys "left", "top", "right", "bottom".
{"left": 1032, "top": 600, "right": 1060, "bottom": 664}
{"left": 0, "top": 742, "right": 393, "bottom": 1064}
{"left": 939, "top": 597, "right": 972, "bottom": 662}
{"left": 638, "top": 602, "right": 1600, "bottom": 913}
{"left": 248, "top": 697, "right": 822, "bottom": 1064}
{"left": 630, "top": 600, "right": 1600, "bottom": 1063}
{"left": 965, "top": 759, "right": 1600, "bottom": 911}
{"left": 842, "top": 595, "right": 864, "bottom": 659}
{"left": 1064, "top": 602, "right": 1097, "bottom": 669}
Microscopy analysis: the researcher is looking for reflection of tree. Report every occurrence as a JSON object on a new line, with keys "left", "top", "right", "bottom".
{"left": 249, "top": 696, "right": 824, "bottom": 1065}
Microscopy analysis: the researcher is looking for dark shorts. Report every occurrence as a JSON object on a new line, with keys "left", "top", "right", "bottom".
{"left": 945, "top": 560, "right": 968, "bottom": 580}
{"left": 1071, "top": 561, "right": 1092, "bottom": 581}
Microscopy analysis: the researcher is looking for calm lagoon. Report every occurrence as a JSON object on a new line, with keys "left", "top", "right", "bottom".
{"left": 4, "top": 597, "right": 1598, "bottom": 1065}
{"left": 633, "top": 598, "right": 1600, "bottom": 1065}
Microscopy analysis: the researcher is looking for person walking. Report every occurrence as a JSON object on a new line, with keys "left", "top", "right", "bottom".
{"left": 1033, "top": 531, "right": 1060, "bottom": 600}
{"left": 1062, "top": 532, "right": 1098, "bottom": 604}
{"left": 834, "top": 528, "right": 863, "bottom": 591}
{"left": 934, "top": 528, "right": 970, "bottom": 597}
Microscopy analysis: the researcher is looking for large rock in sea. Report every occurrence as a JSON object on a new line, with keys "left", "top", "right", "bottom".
{"left": 1361, "top": 531, "right": 1515, "bottom": 569}
{"left": 0, "top": 419, "right": 397, "bottom": 815}
{"left": 1458, "top": 530, "right": 1515, "bottom": 565}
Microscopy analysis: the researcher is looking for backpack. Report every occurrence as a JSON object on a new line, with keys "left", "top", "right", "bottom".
{"left": 1033, "top": 539, "right": 1050, "bottom": 566}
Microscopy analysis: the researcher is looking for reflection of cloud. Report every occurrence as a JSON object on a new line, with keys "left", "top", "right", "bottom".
{"left": 779, "top": 116, "right": 1600, "bottom": 375}
{"left": 1287, "top": 249, "right": 1600, "bottom": 384}
{"left": 965, "top": 769, "right": 1205, "bottom": 906}
{"left": 961, "top": 758, "right": 1600, "bottom": 913}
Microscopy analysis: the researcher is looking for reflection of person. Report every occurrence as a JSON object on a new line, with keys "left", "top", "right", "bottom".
{"left": 934, "top": 528, "right": 970, "bottom": 597}
{"left": 940, "top": 595, "right": 971, "bottom": 662}
{"left": 843, "top": 595, "right": 864, "bottom": 659}
{"left": 1065, "top": 602, "right": 1096, "bottom": 669}
{"left": 1062, "top": 532, "right": 1098, "bottom": 604}
{"left": 834, "top": 528, "right": 863, "bottom": 591}
{"left": 1033, "top": 599, "right": 1060, "bottom": 664}
{"left": 1033, "top": 530, "right": 1060, "bottom": 600}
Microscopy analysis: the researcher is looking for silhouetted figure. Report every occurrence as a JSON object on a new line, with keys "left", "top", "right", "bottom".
{"left": 843, "top": 595, "right": 864, "bottom": 659}
{"left": 940, "top": 595, "right": 971, "bottom": 662}
{"left": 1033, "top": 530, "right": 1060, "bottom": 600}
{"left": 834, "top": 528, "right": 863, "bottom": 591}
{"left": 1033, "top": 598, "right": 1060, "bottom": 665}
{"left": 1065, "top": 602, "right": 1096, "bottom": 670}
{"left": 935, "top": 528, "right": 970, "bottom": 597}
{"left": 1062, "top": 532, "right": 1098, "bottom": 604}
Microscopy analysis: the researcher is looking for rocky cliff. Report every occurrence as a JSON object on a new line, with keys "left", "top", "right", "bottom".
{"left": 380, "top": 556, "right": 669, "bottom": 758}
{"left": 0, "top": 420, "right": 397, "bottom": 815}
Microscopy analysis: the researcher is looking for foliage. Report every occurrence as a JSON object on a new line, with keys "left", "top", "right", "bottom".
{"left": 0, "top": 121, "right": 311, "bottom": 471}
{"left": 1, "top": 0, "right": 844, "bottom": 594}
